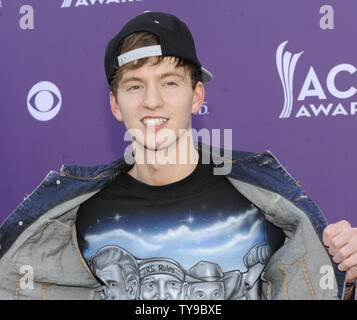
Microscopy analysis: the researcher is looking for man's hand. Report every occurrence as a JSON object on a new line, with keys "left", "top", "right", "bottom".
{"left": 323, "top": 220, "right": 357, "bottom": 283}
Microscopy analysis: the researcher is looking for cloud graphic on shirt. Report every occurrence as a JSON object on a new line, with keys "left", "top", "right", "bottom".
{"left": 152, "top": 206, "right": 260, "bottom": 242}
{"left": 85, "top": 229, "right": 161, "bottom": 251}
{"left": 182, "top": 218, "right": 263, "bottom": 255}
{"left": 84, "top": 207, "right": 262, "bottom": 257}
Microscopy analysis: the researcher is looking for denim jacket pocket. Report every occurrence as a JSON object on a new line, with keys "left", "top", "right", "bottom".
{"left": 261, "top": 235, "right": 307, "bottom": 300}
{"left": 13, "top": 219, "right": 72, "bottom": 284}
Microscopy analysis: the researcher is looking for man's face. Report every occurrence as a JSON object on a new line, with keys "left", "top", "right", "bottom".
{"left": 140, "top": 274, "right": 183, "bottom": 300}
{"left": 187, "top": 281, "right": 225, "bottom": 300}
{"left": 110, "top": 57, "right": 204, "bottom": 152}
{"left": 96, "top": 264, "right": 134, "bottom": 300}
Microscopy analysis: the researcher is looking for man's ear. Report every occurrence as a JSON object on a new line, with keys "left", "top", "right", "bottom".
{"left": 127, "top": 280, "right": 138, "bottom": 300}
{"left": 110, "top": 91, "right": 123, "bottom": 122}
{"left": 191, "top": 81, "right": 205, "bottom": 115}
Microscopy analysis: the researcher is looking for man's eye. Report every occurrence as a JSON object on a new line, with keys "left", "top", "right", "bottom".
{"left": 212, "top": 291, "right": 223, "bottom": 297}
{"left": 168, "top": 281, "right": 180, "bottom": 288}
{"left": 108, "top": 281, "right": 119, "bottom": 287}
{"left": 144, "top": 283, "right": 155, "bottom": 290}
{"left": 166, "top": 81, "right": 177, "bottom": 86}
{"left": 128, "top": 85, "right": 140, "bottom": 91}
{"left": 196, "top": 292, "right": 204, "bottom": 299}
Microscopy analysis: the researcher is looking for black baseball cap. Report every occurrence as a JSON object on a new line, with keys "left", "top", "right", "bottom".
{"left": 104, "top": 11, "right": 213, "bottom": 85}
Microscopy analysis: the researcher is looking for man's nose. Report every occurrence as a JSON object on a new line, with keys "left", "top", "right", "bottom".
{"left": 143, "top": 83, "right": 164, "bottom": 110}
{"left": 157, "top": 281, "right": 169, "bottom": 300}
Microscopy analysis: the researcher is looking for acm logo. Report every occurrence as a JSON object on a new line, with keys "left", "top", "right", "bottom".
{"left": 276, "top": 41, "right": 357, "bottom": 119}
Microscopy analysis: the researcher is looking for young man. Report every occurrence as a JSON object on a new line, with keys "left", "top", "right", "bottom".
{"left": 0, "top": 12, "right": 356, "bottom": 300}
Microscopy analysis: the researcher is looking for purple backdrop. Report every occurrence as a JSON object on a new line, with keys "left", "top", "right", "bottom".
{"left": 1, "top": 0, "right": 356, "bottom": 227}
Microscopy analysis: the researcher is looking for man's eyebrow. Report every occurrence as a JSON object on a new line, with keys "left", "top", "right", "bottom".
{"left": 120, "top": 76, "right": 144, "bottom": 84}
{"left": 142, "top": 276, "right": 155, "bottom": 283}
{"left": 160, "top": 72, "right": 186, "bottom": 80}
{"left": 120, "top": 72, "right": 185, "bottom": 84}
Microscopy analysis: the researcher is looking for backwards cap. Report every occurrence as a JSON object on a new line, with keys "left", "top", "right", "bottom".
{"left": 104, "top": 11, "right": 213, "bottom": 84}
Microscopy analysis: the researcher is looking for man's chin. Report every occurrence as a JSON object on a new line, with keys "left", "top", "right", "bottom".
{"left": 143, "top": 141, "right": 175, "bottom": 152}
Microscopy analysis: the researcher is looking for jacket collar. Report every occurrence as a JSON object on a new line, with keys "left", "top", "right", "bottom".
{"left": 60, "top": 141, "right": 253, "bottom": 179}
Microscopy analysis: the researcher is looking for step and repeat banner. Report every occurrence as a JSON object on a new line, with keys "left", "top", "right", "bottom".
{"left": 0, "top": 0, "right": 356, "bottom": 226}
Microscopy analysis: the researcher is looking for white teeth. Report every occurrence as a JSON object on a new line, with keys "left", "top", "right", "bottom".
{"left": 143, "top": 118, "right": 168, "bottom": 125}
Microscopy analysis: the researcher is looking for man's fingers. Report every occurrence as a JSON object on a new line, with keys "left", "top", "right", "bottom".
{"left": 323, "top": 220, "right": 351, "bottom": 247}
{"left": 328, "top": 228, "right": 354, "bottom": 256}
{"left": 337, "top": 252, "right": 357, "bottom": 272}
{"left": 332, "top": 242, "right": 354, "bottom": 264}
{"left": 324, "top": 222, "right": 357, "bottom": 284}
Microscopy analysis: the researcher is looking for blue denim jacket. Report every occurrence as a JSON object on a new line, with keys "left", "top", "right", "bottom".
{"left": 0, "top": 143, "right": 347, "bottom": 299}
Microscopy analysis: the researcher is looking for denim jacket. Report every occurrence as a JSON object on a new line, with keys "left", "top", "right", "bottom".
{"left": 0, "top": 143, "right": 347, "bottom": 300}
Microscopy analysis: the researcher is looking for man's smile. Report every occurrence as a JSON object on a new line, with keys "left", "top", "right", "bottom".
{"left": 141, "top": 116, "right": 169, "bottom": 130}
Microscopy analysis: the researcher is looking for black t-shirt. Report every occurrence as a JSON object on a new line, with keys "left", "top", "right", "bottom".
{"left": 76, "top": 153, "right": 285, "bottom": 300}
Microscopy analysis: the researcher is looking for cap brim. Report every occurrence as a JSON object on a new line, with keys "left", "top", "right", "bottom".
{"left": 201, "top": 66, "right": 213, "bottom": 83}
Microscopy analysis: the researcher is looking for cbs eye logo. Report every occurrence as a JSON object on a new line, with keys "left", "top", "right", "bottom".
{"left": 27, "top": 81, "right": 62, "bottom": 121}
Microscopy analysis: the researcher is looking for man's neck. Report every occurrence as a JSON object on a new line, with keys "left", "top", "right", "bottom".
{"left": 128, "top": 135, "right": 199, "bottom": 186}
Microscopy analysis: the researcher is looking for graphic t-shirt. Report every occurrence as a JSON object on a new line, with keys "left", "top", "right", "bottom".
{"left": 75, "top": 153, "right": 285, "bottom": 300}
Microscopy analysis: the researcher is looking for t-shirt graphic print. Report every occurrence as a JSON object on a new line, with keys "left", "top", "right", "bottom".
{"left": 76, "top": 155, "right": 285, "bottom": 300}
